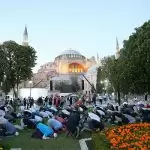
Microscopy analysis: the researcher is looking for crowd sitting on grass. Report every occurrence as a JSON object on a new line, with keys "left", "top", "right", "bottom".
{"left": 0, "top": 94, "right": 150, "bottom": 143}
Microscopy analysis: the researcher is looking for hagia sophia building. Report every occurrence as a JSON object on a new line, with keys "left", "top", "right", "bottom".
{"left": 20, "top": 26, "right": 120, "bottom": 94}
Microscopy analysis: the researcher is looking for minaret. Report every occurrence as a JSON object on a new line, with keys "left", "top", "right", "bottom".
{"left": 96, "top": 52, "right": 102, "bottom": 66}
{"left": 22, "top": 25, "right": 28, "bottom": 46}
{"left": 115, "top": 37, "right": 120, "bottom": 59}
{"left": 97, "top": 52, "right": 99, "bottom": 63}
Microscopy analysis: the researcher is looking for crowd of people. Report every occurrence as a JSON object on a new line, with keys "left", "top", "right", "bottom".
{"left": 0, "top": 93, "right": 150, "bottom": 141}
{"left": 0, "top": 93, "right": 106, "bottom": 139}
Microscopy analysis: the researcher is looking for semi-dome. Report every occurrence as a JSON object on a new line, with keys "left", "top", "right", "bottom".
{"left": 87, "top": 64, "right": 100, "bottom": 73}
{"left": 55, "top": 49, "right": 85, "bottom": 60}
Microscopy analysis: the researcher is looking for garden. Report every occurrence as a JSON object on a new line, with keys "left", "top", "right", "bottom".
{"left": 93, "top": 123, "right": 150, "bottom": 150}
{"left": 1, "top": 129, "right": 80, "bottom": 150}
{"left": 1, "top": 123, "right": 150, "bottom": 150}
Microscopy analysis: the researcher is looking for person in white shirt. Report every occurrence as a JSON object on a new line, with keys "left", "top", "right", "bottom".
{"left": 81, "top": 112, "right": 104, "bottom": 132}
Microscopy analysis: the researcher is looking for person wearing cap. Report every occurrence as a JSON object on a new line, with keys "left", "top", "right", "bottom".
{"left": 36, "top": 122, "right": 56, "bottom": 139}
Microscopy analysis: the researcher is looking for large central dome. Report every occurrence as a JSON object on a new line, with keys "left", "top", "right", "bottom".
{"left": 55, "top": 49, "right": 85, "bottom": 60}
{"left": 60, "top": 49, "right": 81, "bottom": 56}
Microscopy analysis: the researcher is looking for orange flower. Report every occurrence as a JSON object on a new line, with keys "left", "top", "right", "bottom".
{"left": 105, "top": 123, "right": 150, "bottom": 150}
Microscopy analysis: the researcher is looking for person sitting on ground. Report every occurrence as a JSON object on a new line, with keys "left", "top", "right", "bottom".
{"left": 0, "top": 117, "right": 19, "bottom": 136}
{"left": 47, "top": 118, "right": 63, "bottom": 132}
{"left": 36, "top": 122, "right": 57, "bottom": 139}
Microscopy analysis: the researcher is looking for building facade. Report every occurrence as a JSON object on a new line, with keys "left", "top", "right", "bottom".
{"left": 83, "top": 38, "right": 120, "bottom": 94}
{"left": 83, "top": 63, "right": 101, "bottom": 94}
{"left": 29, "top": 49, "right": 97, "bottom": 89}
{"left": 20, "top": 25, "right": 98, "bottom": 89}
{"left": 20, "top": 26, "right": 119, "bottom": 94}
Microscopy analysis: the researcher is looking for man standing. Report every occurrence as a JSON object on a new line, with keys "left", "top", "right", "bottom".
{"left": 92, "top": 93, "right": 97, "bottom": 105}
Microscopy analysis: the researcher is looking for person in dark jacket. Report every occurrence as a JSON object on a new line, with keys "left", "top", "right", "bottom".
{"left": 66, "top": 112, "right": 80, "bottom": 138}
{"left": 69, "top": 97, "right": 73, "bottom": 106}
{"left": 49, "top": 96, "right": 53, "bottom": 106}
{"left": 23, "top": 98, "right": 26, "bottom": 108}
{"left": 92, "top": 94, "right": 97, "bottom": 105}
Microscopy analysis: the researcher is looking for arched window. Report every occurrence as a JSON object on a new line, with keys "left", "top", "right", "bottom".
{"left": 69, "top": 63, "right": 84, "bottom": 73}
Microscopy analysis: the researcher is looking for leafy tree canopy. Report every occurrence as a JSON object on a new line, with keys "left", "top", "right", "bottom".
{"left": 101, "top": 20, "right": 150, "bottom": 96}
{"left": 0, "top": 41, "right": 37, "bottom": 96}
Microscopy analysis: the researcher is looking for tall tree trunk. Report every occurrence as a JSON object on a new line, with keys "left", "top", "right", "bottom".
{"left": 16, "top": 70, "right": 20, "bottom": 98}
{"left": 145, "top": 93, "right": 148, "bottom": 101}
{"left": 117, "top": 90, "right": 121, "bottom": 106}
{"left": 16, "top": 76, "right": 19, "bottom": 98}
{"left": 13, "top": 87, "right": 17, "bottom": 98}
{"left": 16, "top": 83, "right": 19, "bottom": 98}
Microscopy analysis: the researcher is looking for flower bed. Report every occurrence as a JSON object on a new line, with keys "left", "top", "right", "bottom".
{"left": 106, "top": 123, "right": 150, "bottom": 150}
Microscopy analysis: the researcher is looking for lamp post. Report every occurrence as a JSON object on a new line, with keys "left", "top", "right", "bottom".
{"left": 29, "top": 81, "right": 32, "bottom": 98}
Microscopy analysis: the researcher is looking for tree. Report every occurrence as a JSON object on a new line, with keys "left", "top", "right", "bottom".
{"left": 70, "top": 75, "right": 80, "bottom": 92}
{"left": 1, "top": 41, "right": 37, "bottom": 97}
{"left": 96, "top": 67, "right": 104, "bottom": 93}
{"left": 120, "top": 20, "right": 150, "bottom": 94}
{"left": 55, "top": 82, "right": 64, "bottom": 92}
{"left": 2, "top": 78, "right": 11, "bottom": 95}
{"left": 101, "top": 56, "right": 123, "bottom": 105}
{"left": 14, "top": 44, "right": 37, "bottom": 96}
{"left": 0, "top": 45, "right": 7, "bottom": 85}
{"left": 101, "top": 20, "right": 150, "bottom": 103}
{"left": 55, "top": 81, "right": 74, "bottom": 93}
{"left": 107, "top": 83, "right": 114, "bottom": 94}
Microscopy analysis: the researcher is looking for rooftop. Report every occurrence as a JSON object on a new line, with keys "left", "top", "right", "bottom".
{"left": 59, "top": 49, "right": 82, "bottom": 56}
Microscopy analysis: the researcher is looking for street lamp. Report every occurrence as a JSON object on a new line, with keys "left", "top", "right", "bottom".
{"left": 0, "top": 75, "right": 6, "bottom": 89}
{"left": 29, "top": 80, "right": 33, "bottom": 98}
{"left": 104, "top": 79, "right": 108, "bottom": 83}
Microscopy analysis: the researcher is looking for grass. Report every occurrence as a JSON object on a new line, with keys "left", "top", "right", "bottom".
{"left": 1, "top": 129, "right": 80, "bottom": 150}
{"left": 1, "top": 119, "right": 112, "bottom": 150}
{"left": 92, "top": 132, "right": 110, "bottom": 150}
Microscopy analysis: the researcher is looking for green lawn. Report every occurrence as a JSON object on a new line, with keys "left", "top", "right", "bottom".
{"left": 92, "top": 133, "right": 110, "bottom": 150}
{"left": 1, "top": 129, "right": 80, "bottom": 150}
{"left": 1, "top": 122, "right": 112, "bottom": 150}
